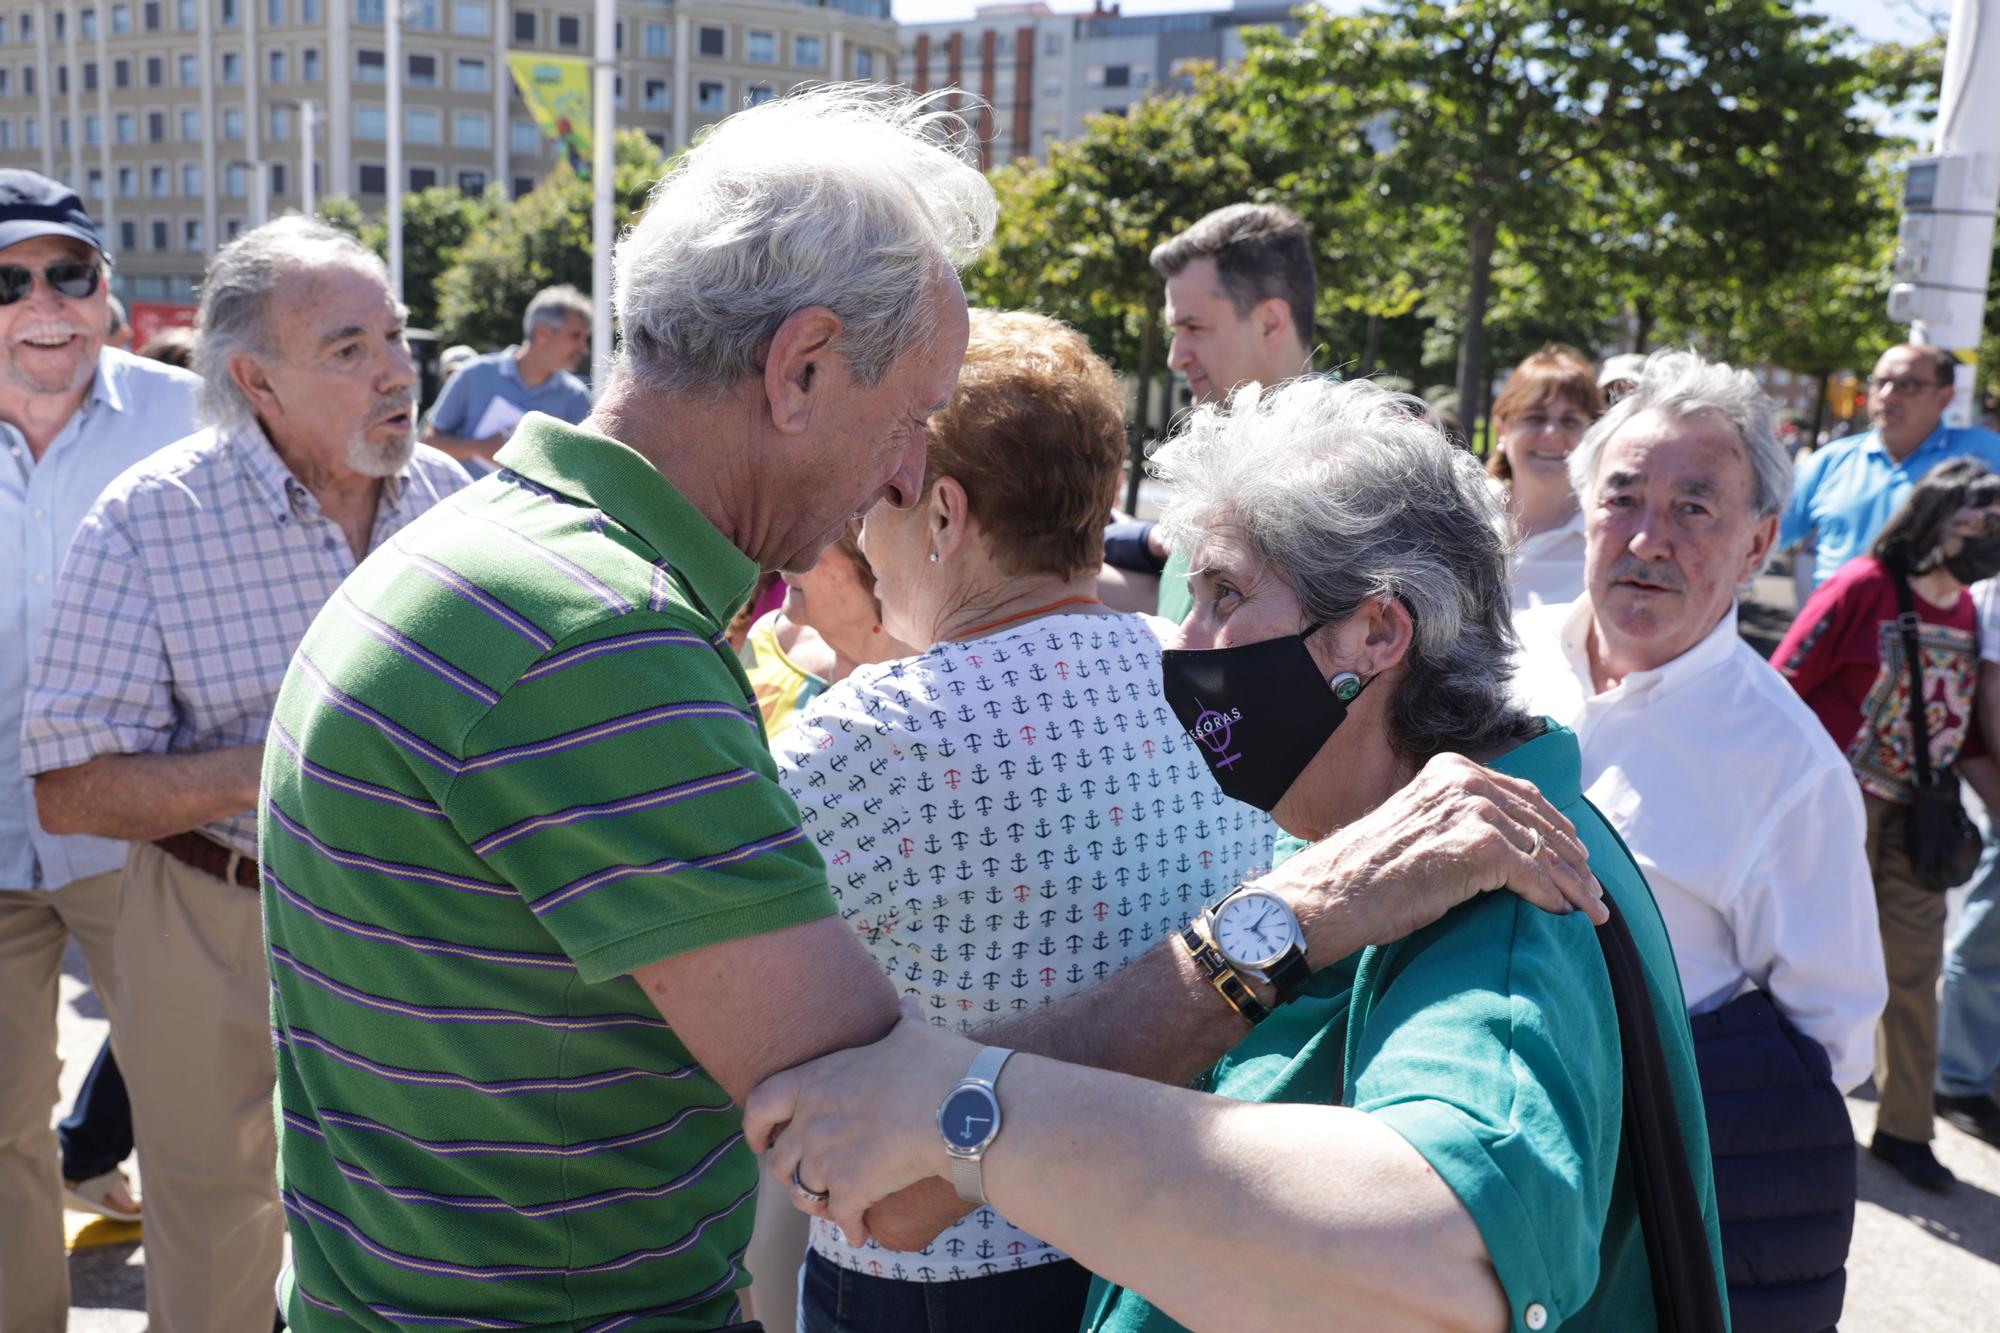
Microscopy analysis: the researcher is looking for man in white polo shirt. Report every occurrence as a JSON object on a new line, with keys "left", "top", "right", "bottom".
{"left": 1514, "top": 349, "right": 1885, "bottom": 1331}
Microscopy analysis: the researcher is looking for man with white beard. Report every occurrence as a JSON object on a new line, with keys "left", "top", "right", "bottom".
{"left": 20, "top": 216, "right": 468, "bottom": 1332}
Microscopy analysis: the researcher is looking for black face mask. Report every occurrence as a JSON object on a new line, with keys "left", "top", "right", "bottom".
{"left": 1945, "top": 533, "right": 2000, "bottom": 585}
{"left": 1159, "top": 621, "right": 1367, "bottom": 813}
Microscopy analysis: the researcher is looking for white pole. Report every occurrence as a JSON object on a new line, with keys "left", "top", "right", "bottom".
{"left": 387, "top": 0, "right": 404, "bottom": 298}
{"left": 301, "top": 99, "right": 317, "bottom": 217}
{"left": 591, "top": 0, "right": 614, "bottom": 395}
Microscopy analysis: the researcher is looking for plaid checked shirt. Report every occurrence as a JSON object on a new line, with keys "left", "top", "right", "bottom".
{"left": 21, "top": 422, "right": 471, "bottom": 856}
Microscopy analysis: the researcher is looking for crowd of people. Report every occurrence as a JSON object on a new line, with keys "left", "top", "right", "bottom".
{"left": 1, "top": 82, "right": 1998, "bottom": 1333}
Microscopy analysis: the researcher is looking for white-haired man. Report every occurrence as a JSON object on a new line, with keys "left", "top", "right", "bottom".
{"left": 0, "top": 168, "right": 201, "bottom": 1331}
{"left": 247, "top": 88, "right": 1612, "bottom": 1333}
{"left": 1513, "top": 349, "right": 1886, "bottom": 1330}
{"left": 22, "top": 216, "right": 469, "bottom": 1332}
{"left": 423, "top": 282, "right": 593, "bottom": 466}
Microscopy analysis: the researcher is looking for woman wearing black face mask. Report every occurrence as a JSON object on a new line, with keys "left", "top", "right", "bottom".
{"left": 744, "top": 378, "right": 1731, "bottom": 1333}
{"left": 1775, "top": 456, "right": 2000, "bottom": 1189}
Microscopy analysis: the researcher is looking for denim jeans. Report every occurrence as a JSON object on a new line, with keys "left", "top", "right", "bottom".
{"left": 1939, "top": 803, "right": 2000, "bottom": 1096}
{"left": 799, "top": 1248, "right": 1092, "bottom": 1333}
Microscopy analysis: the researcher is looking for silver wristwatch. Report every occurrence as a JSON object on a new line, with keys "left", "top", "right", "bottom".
{"left": 938, "top": 1045, "right": 1013, "bottom": 1204}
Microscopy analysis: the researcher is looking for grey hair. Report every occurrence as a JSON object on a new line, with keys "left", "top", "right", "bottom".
{"left": 1569, "top": 348, "right": 1791, "bottom": 520}
{"left": 522, "top": 283, "right": 592, "bottom": 341}
{"left": 193, "top": 214, "right": 389, "bottom": 434}
{"left": 1152, "top": 377, "right": 1536, "bottom": 762}
{"left": 613, "top": 83, "right": 996, "bottom": 397}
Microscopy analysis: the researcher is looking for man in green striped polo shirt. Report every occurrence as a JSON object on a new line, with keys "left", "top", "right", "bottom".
{"left": 260, "top": 87, "right": 995, "bottom": 1330}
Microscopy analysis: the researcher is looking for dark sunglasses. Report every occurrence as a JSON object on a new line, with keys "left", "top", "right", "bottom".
{"left": 0, "top": 259, "right": 101, "bottom": 306}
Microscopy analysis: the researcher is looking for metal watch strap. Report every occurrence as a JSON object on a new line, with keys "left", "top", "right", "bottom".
{"left": 1178, "top": 922, "right": 1271, "bottom": 1026}
{"left": 947, "top": 1046, "right": 1013, "bottom": 1204}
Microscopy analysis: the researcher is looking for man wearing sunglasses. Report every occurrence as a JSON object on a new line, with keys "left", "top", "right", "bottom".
{"left": 20, "top": 215, "right": 470, "bottom": 1332}
{"left": 0, "top": 169, "right": 202, "bottom": 1332}
{"left": 1781, "top": 343, "right": 2000, "bottom": 590}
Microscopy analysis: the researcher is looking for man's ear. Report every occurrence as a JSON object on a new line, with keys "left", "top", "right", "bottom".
{"left": 228, "top": 350, "right": 281, "bottom": 423}
{"left": 1255, "top": 296, "right": 1292, "bottom": 348}
{"left": 1741, "top": 513, "right": 1779, "bottom": 583}
{"left": 763, "top": 306, "right": 845, "bottom": 437}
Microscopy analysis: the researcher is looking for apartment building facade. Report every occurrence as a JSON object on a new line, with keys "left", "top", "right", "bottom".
{"left": 897, "top": 0, "right": 1298, "bottom": 170}
{"left": 0, "top": 0, "right": 896, "bottom": 302}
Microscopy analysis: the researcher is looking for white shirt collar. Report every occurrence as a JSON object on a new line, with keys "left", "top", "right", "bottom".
{"left": 1558, "top": 595, "right": 1742, "bottom": 702}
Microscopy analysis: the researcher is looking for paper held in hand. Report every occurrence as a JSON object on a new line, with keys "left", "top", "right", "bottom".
{"left": 472, "top": 395, "right": 527, "bottom": 442}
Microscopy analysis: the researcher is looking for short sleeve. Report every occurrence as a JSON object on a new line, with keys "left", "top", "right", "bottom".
{"left": 1779, "top": 448, "right": 1826, "bottom": 550}
{"left": 427, "top": 368, "right": 477, "bottom": 437}
{"left": 21, "top": 501, "right": 177, "bottom": 775}
{"left": 1350, "top": 898, "right": 1622, "bottom": 1329}
{"left": 439, "top": 613, "right": 835, "bottom": 983}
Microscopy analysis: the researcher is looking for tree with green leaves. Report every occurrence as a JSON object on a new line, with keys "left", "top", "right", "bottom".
{"left": 313, "top": 187, "right": 502, "bottom": 333}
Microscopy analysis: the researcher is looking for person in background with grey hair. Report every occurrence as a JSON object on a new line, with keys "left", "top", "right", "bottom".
{"left": 422, "top": 282, "right": 593, "bottom": 468}
{"left": 743, "top": 376, "right": 1716, "bottom": 1333}
{"left": 1514, "top": 348, "right": 1884, "bottom": 1331}
{"left": 104, "top": 291, "right": 132, "bottom": 352}
{"left": 20, "top": 214, "right": 468, "bottom": 1332}
{"left": 0, "top": 166, "right": 201, "bottom": 1332}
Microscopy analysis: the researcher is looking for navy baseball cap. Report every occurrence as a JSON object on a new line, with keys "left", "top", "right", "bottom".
{"left": 0, "top": 170, "right": 105, "bottom": 256}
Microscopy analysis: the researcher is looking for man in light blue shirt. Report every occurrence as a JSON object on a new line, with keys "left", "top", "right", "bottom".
{"left": 0, "top": 169, "right": 200, "bottom": 1329}
{"left": 421, "top": 282, "right": 592, "bottom": 469}
{"left": 1782, "top": 343, "right": 2000, "bottom": 588}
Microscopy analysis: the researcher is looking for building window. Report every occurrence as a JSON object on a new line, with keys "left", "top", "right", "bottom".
{"left": 355, "top": 0, "right": 383, "bottom": 22}
{"left": 1102, "top": 65, "right": 1130, "bottom": 88}
{"left": 453, "top": 109, "right": 488, "bottom": 148}
{"left": 454, "top": 56, "right": 487, "bottom": 92}
{"left": 178, "top": 53, "right": 197, "bottom": 84}
{"left": 84, "top": 115, "right": 100, "bottom": 146}
{"left": 793, "top": 34, "right": 822, "bottom": 68}
{"left": 510, "top": 117, "right": 539, "bottom": 155}
{"left": 407, "top": 52, "right": 437, "bottom": 87}
{"left": 183, "top": 218, "right": 202, "bottom": 251}
{"left": 118, "top": 166, "right": 139, "bottom": 197}
{"left": 21, "top": 67, "right": 32, "bottom": 97}
{"left": 55, "top": 67, "right": 67, "bottom": 97}
{"left": 302, "top": 0, "right": 319, "bottom": 20}
{"left": 145, "top": 56, "right": 163, "bottom": 86}
{"left": 83, "top": 63, "right": 98, "bottom": 93}
{"left": 555, "top": 14, "right": 579, "bottom": 47}
{"left": 226, "top": 217, "right": 243, "bottom": 241}
{"left": 181, "top": 163, "right": 200, "bottom": 194}
{"left": 511, "top": 174, "right": 533, "bottom": 199}
{"left": 19, "top": 116, "right": 33, "bottom": 148}
{"left": 119, "top": 220, "right": 136, "bottom": 250}
{"left": 357, "top": 49, "right": 384, "bottom": 82}
{"left": 302, "top": 47, "right": 320, "bottom": 81}
{"left": 53, "top": 11, "right": 65, "bottom": 41}
{"left": 112, "top": 59, "right": 129, "bottom": 88}
{"left": 114, "top": 112, "right": 135, "bottom": 144}
{"left": 151, "top": 219, "right": 168, "bottom": 251}
{"left": 0, "top": 70, "right": 8, "bottom": 95}
{"left": 111, "top": 4, "right": 131, "bottom": 33}
{"left": 642, "top": 22, "right": 667, "bottom": 58}
{"left": 268, "top": 50, "right": 286, "bottom": 83}
{"left": 266, "top": 0, "right": 284, "bottom": 25}
{"left": 696, "top": 79, "right": 725, "bottom": 113}
{"left": 355, "top": 103, "right": 386, "bottom": 139}
{"left": 698, "top": 25, "right": 724, "bottom": 58}
{"left": 86, "top": 169, "right": 103, "bottom": 200}
{"left": 268, "top": 105, "right": 290, "bottom": 139}
{"left": 456, "top": 169, "right": 484, "bottom": 194}
{"left": 642, "top": 77, "right": 666, "bottom": 112}
{"left": 746, "top": 83, "right": 774, "bottom": 107}
{"left": 453, "top": 0, "right": 488, "bottom": 36}
{"left": 220, "top": 0, "right": 240, "bottom": 25}
{"left": 222, "top": 107, "right": 244, "bottom": 139}
{"left": 16, "top": 13, "right": 29, "bottom": 39}
{"left": 180, "top": 107, "right": 199, "bottom": 139}
{"left": 147, "top": 111, "right": 165, "bottom": 142}
{"left": 81, "top": 8, "right": 99, "bottom": 37}
{"left": 407, "top": 0, "right": 437, "bottom": 28}
{"left": 409, "top": 165, "right": 438, "bottom": 191}
{"left": 148, "top": 165, "right": 169, "bottom": 195}
{"left": 358, "top": 163, "right": 386, "bottom": 193}
{"left": 57, "top": 118, "right": 69, "bottom": 151}
{"left": 512, "top": 9, "right": 534, "bottom": 42}
{"left": 406, "top": 106, "right": 442, "bottom": 146}
{"left": 745, "top": 30, "right": 775, "bottom": 63}
{"left": 612, "top": 73, "right": 623, "bottom": 108}
{"left": 220, "top": 51, "right": 242, "bottom": 85}
{"left": 225, "top": 163, "right": 246, "bottom": 196}
{"left": 0, "top": 15, "right": 8, "bottom": 41}
{"left": 614, "top": 20, "right": 623, "bottom": 51}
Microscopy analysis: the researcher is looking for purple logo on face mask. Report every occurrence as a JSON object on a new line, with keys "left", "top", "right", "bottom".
{"left": 1187, "top": 698, "right": 1244, "bottom": 770}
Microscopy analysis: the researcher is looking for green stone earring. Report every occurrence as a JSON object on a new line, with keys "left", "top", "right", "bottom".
{"left": 1330, "top": 672, "right": 1363, "bottom": 702}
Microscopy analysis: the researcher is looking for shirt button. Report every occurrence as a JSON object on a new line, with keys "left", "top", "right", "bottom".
{"left": 33, "top": 572, "right": 46, "bottom": 582}
{"left": 1525, "top": 1303, "right": 1549, "bottom": 1330}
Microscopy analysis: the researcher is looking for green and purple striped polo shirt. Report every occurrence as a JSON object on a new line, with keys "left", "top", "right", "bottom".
{"left": 261, "top": 415, "right": 835, "bottom": 1331}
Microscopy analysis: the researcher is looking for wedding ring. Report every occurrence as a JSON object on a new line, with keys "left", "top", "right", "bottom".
{"left": 1529, "top": 828, "right": 1545, "bottom": 860}
{"left": 790, "top": 1164, "right": 830, "bottom": 1205}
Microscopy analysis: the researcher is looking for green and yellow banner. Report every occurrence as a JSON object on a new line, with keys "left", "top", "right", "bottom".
{"left": 507, "top": 53, "right": 592, "bottom": 178}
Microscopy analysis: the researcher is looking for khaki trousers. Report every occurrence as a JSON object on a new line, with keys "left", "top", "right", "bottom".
{"left": 115, "top": 841, "right": 283, "bottom": 1333}
{"left": 1863, "top": 795, "right": 1951, "bottom": 1142}
{"left": 0, "top": 869, "right": 123, "bottom": 1333}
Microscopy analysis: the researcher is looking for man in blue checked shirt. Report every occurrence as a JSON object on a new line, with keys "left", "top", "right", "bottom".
{"left": 0, "top": 169, "right": 202, "bottom": 1332}
{"left": 20, "top": 215, "right": 469, "bottom": 1333}
{"left": 1782, "top": 343, "right": 2000, "bottom": 588}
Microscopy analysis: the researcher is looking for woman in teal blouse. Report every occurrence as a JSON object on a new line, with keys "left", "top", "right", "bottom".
{"left": 747, "top": 378, "right": 1724, "bottom": 1333}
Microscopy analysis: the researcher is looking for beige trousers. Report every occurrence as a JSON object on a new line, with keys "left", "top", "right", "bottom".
{"left": 115, "top": 841, "right": 283, "bottom": 1333}
{"left": 0, "top": 869, "right": 123, "bottom": 1333}
{"left": 1863, "top": 795, "right": 1951, "bottom": 1142}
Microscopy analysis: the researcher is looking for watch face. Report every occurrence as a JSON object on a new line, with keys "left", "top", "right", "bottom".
{"left": 1212, "top": 890, "right": 1298, "bottom": 970}
{"left": 939, "top": 1085, "right": 1001, "bottom": 1155}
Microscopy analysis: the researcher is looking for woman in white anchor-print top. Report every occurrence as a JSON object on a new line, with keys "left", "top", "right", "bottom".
{"left": 770, "top": 310, "right": 1271, "bottom": 1331}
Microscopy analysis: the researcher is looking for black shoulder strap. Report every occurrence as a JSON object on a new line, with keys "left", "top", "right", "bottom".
{"left": 1596, "top": 893, "right": 1728, "bottom": 1332}
{"left": 1891, "top": 575, "right": 1935, "bottom": 786}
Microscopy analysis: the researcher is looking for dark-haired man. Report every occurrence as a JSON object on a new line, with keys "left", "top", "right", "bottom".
{"left": 1782, "top": 342, "right": 2000, "bottom": 589}
{"left": 1142, "top": 203, "right": 1319, "bottom": 623}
